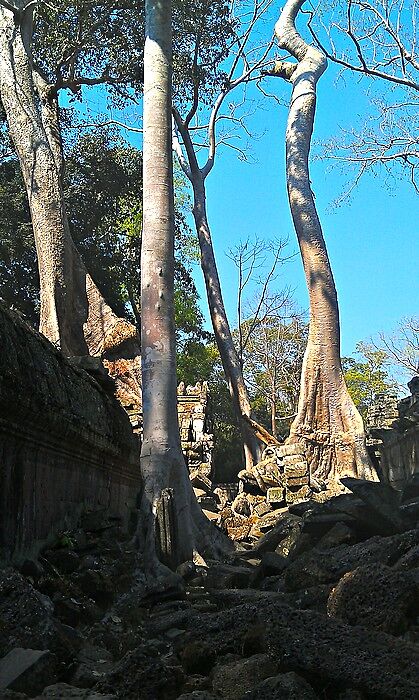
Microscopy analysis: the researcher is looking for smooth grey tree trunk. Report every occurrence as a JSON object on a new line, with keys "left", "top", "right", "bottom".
{"left": 139, "top": 0, "right": 229, "bottom": 571}
{"left": 0, "top": 5, "right": 87, "bottom": 354}
{"left": 273, "top": 0, "right": 377, "bottom": 484}
{"left": 0, "top": 3, "right": 143, "bottom": 422}
{"left": 0, "top": 3, "right": 141, "bottom": 387}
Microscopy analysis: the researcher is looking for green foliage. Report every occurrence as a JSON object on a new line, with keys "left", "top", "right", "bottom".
{"left": 32, "top": 0, "right": 235, "bottom": 113}
{"left": 209, "top": 368, "right": 244, "bottom": 482}
{"left": 64, "top": 128, "right": 143, "bottom": 318}
{"left": 342, "top": 342, "right": 396, "bottom": 418}
{"left": 174, "top": 263, "right": 215, "bottom": 385}
{"left": 34, "top": 1, "right": 144, "bottom": 97}
{"left": 0, "top": 159, "right": 39, "bottom": 324}
{"left": 0, "top": 125, "right": 198, "bottom": 329}
{"left": 240, "top": 315, "right": 308, "bottom": 437}
{"left": 172, "top": 0, "right": 235, "bottom": 106}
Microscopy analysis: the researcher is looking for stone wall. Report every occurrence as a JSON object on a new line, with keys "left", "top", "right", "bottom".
{"left": 378, "top": 425, "right": 419, "bottom": 489}
{"left": 367, "top": 379, "right": 419, "bottom": 489}
{"left": 0, "top": 304, "right": 140, "bottom": 564}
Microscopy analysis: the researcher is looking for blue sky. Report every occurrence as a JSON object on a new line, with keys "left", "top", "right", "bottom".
{"left": 193, "top": 62, "right": 418, "bottom": 359}
{"left": 65, "top": 6, "right": 418, "bottom": 364}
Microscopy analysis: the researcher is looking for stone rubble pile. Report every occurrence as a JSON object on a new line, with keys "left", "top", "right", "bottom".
{"left": 193, "top": 442, "right": 329, "bottom": 544}
{"left": 1, "top": 474, "right": 419, "bottom": 698}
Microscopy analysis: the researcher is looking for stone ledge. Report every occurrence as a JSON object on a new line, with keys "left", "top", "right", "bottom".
{"left": 0, "top": 303, "right": 140, "bottom": 564}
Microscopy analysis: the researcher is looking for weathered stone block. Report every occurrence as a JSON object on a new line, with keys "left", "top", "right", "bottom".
{"left": 276, "top": 443, "right": 306, "bottom": 457}
{"left": 0, "top": 648, "right": 55, "bottom": 695}
{"left": 0, "top": 303, "right": 140, "bottom": 564}
{"left": 211, "top": 654, "right": 278, "bottom": 700}
{"left": 266, "top": 487, "right": 285, "bottom": 504}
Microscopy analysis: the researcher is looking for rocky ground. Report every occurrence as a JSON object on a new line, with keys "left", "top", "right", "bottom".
{"left": 1, "top": 478, "right": 419, "bottom": 699}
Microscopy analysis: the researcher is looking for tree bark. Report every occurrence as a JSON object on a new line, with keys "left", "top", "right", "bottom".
{"left": 274, "top": 0, "right": 377, "bottom": 484}
{"left": 0, "top": 6, "right": 85, "bottom": 354}
{"left": 191, "top": 176, "right": 261, "bottom": 468}
{"left": 173, "top": 106, "right": 261, "bottom": 469}
{"left": 0, "top": 5, "right": 142, "bottom": 408}
{"left": 271, "top": 389, "right": 277, "bottom": 439}
{"left": 139, "top": 0, "right": 228, "bottom": 572}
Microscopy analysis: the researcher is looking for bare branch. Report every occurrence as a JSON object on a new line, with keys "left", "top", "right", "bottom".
{"left": 0, "top": 0, "right": 19, "bottom": 15}
{"left": 66, "top": 119, "right": 143, "bottom": 134}
{"left": 307, "top": 2, "right": 419, "bottom": 92}
{"left": 172, "top": 117, "right": 192, "bottom": 180}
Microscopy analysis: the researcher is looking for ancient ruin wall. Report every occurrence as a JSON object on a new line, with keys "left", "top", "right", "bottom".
{"left": 0, "top": 304, "right": 140, "bottom": 564}
{"left": 378, "top": 426, "right": 419, "bottom": 490}
{"left": 367, "top": 387, "right": 419, "bottom": 489}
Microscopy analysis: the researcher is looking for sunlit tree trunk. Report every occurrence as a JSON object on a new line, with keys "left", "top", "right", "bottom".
{"left": 139, "top": 0, "right": 228, "bottom": 571}
{"left": 0, "top": 5, "right": 141, "bottom": 407}
{"left": 0, "top": 5, "right": 85, "bottom": 354}
{"left": 273, "top": 0, "right": 377, "bottom": 484}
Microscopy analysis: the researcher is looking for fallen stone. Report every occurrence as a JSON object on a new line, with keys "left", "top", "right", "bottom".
{"left": 208, "top": 588, "right": 286, "bottom": 610}
{"left": 95, "top": 645, "right": 182, "bottom": 698}
{"left": 301, "top": 512, "right": 356, "bottom": 535}
{"left": 206, "top": 564, "right": 253, "bottom": 590}
{"left": 283, "top": 528, "right": 419, "bottom": 592}
{"left": 178, "top": 599, "right": 419, "bottom": 698}
{"left": 242, "top": 671, "right": 318, "bottom": 699}
{"left": 327, "top": 563, "right": 419, "bottom": 635}
{"left": 190, "top": 470, "right": 212, "bottom": 493}
{"left": 176, "top": 693, "right": 218, "bottom": 700}
{"left": 266, "top": 487, "right": 285, "bottom": 504}
{"left": 259, "top": 575, "right": 285, "bottom": 593}
{"left": 0, "top": 648, "right": 56, "bottom": 696}
{"left": 202, "top": 509, "right": 219, "bottom": 521}
{"left": 252, "top": 513, "right": 300, "bottom": 554}
{"left": 400, "top": 499, "right": 419, "bottom": 521}
{"left": 0, "top": 569, "right": 78, "bottom": 661}
{"left": 198, "top": 496, "right": 219, "bottom": 513}
{"left": 275, "top": 524, "right": 309, "bottom": 559}
{"left": 259, "top": 551, "right": 288, "bottom": 577}
{"left": 394, "top": 544, "right": 419, "bottom": 571}
{"left": 177, "top": 561, "right": 198, "bottom": 581}
{"left": 148, "top": 608, "right": 193, "bottom": 634}
{"left": 19, "top": 560, "right": 45, "bottom": 581}
{"left": 71, "top": 644, "right": 113, "bottom": 689}
{"left": 340, "top": 478, "right": 405, "bottom": 534}
{"left": 53, "top": 593, "right": 101, "bottom": 627}
{"left": 71, "top": 569, "right": 114, "bottom": 606}
{"left": 43, "top": 549, "right": 80, "bottom": 575}
{"left": 178, "top": 673, "right": 211, "bottom": 694}
{"left": 39, "top": 683, "right": 116, "bottom": 697}
{"left": 211, "top": 653, "right": 278, "bottom": 700}
{"left": 316, "top": 522, "right": 355, "bottom": 550}
{"left": 193, "top": 488, "right": 207, "bottom": 499}
{"left": 179, "top": 641, "right": 216, "bottom": 675}
{"left": 284, "top": 583, "right": 333, "bottom": 613}
{"left": 401, "top": 474, "right": 419, "bottom": 503}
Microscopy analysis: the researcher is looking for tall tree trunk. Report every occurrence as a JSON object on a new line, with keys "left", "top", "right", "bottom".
{"left": 274, "top": 0, "right": 377, "bottom": 484}
{"left": 139, "top": 0, "right": 228, "bottom": 572}
{"left": 0, "top": 6, "right": 85, "bottom": 354}
{"left": 271, "top": 390, "right": 277, "bottom": 439}
{"left": 192, "top": 176, "right": 260, "bottom": 468}
{"left": 173, "top": 107, "right": 261, "bottom": 469}
{"left": 0, "top": 5, "right": 142, "bottom": 407}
